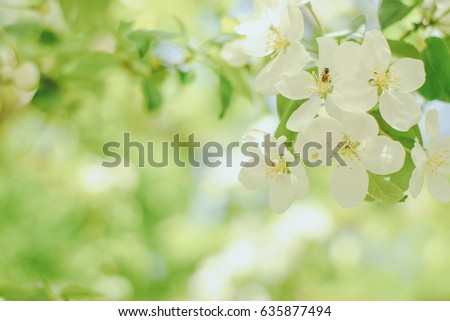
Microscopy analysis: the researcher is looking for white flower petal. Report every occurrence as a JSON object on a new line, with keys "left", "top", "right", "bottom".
{"left": 301, "top": 117, "right": 343, "bottom": 164}
{"left": 276, "top": 71, "right": 315, "bottom": 100}
{"left": 434, "top": 137, "right": 450, "bottom": 174}
{"left": 277, "top": 136, "right": 296, "bottom": 162}
{"left": 281, "top": 4, "right": 304, "bottom": 42}
{"left": 358, "top": 136, "right": 406, "bottom": 175}
{"left": 379, "top": 91, "right": 422, "bottom": 131}
{"left": 254, "top": 58, "right": 281, "bottom": 95}
{"left": 331, "top": 160, "right": 369, "bottom": 208}
{"left": 425, "top": 109, "right": 441, "bottom": 152}
{"left": 427, "top": 171, "right": 450, "bottom": 203}
{"left": 390, "top": 58, "right": 426, "bottom": 92}
{"left": 411, "top": 143, "right": 428, "bottom": 168}
{"left": 281, "top": 42, "right": 309, "bottom": 77}
{"left": 286, "top": 98, "right": 322, "bottom": 131}
{"left": 289, "top": 164, "right": 310, "bottom": 199}
{"left": 269, "top": 177, "right": 296, "bottom": 213}
{"left": 324, "top": 95, "right": 346, "bottom": 121}
{"left": 341, "top": 112, "right": 379, "bottom": 141}
{"left": 13, "top": 61, "right": 40, "bottom": 92}
{"left": 409, "top": 167, "right": 425, "bottom": 198}
{"left": 333, "top": 79, "right": 378, "bottom": 112}
{"left": 333, "top": 41, "right": 362, "bottom": 79}
{"left": 268, "top": 134, "right": 284, "bottom": 162}
{"left": 317, "top": 36, "right": 338, "bottom": 74}
{"left": 255, "top": 43, "right": 308, "bottom": 95}
{"left": 239, "top": 160, "right": 269, "bottom": 190}
{"left": 235, "top": 19, "right": 271, "bottom": 57}
{"left": 362, "top": 29, "right": 391, "bottom": 72}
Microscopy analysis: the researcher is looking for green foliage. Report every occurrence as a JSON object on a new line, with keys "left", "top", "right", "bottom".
{"left": 275, "top": 96, "right": 305, "bottom": 144}
{"left": 372, "top": 109, "right": 422, "bottom": 150}
{"left": 367, "top": 173, "right": 405, "bottom": 204}
{"left": 387, "top": 39, "right": 420, "bottom": 59}
{"left": 60, "top": 285, "right": 101, "bottom": 300}
{"left": 177, "top": 69, "right": 196, "bottom": 84}
{"left": 39, "top": 30, "right": 60, "bottom": 46}
{"left": 32, "top": 77, "right": 61, "bottom": 112}
{"left": 390, "top": 153, "right": 415, "bottom": 192}
{"left": 127, "top": 30, "right": 154, "bottom": 58}
{"left": 58, "top": 0, "right": 113, "bottom": 31}
{"left": 419, "top": 37, "right": 450, "bottom": 103}
{"left": 214, "top": 60, "right": 252, "bottom": 119}
{"left": 379, "top": 0, "right": 422, "bottom": 29}
{"left": 219, "top": 74, "right": 233, "bottom": 119}
{"left": 1, "top": 0, "right": 450, "bottom": 302}
{"left": 142, "top": 79, "right": 163, "bottom": 111}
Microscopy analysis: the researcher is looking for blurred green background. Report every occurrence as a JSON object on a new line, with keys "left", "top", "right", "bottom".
{"left": 0, "top": 0, "right": 449, "bottom": 300}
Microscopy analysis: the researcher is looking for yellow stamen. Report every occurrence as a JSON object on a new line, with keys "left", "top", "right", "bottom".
{"left": 429, "top": 148, "right": 450, "bottom": 174}
{"left": 369, "top": 68, "right": 398, "bottom": 93}
{"left": 265, "top": 27, "right": 290, "bottom": 56}
{"left": 265, "top": 157, "right": 290, "bottom": 182}
{"left": 338, "top": 134, "right": 361, "bottom": 160}
{"left": 309, "top": 68, "right": 333, "bottom": 99}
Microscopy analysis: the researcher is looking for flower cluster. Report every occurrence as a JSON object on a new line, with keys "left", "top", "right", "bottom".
{"left": 224, "top": 0, "right": 450, "bottom": 212}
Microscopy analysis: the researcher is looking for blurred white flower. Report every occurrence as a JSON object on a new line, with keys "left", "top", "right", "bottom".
{"left": 235, "top": 0, "right": 308, "bottom": 95}
{"left": 332, "top": 30, "right": 426, "bottom": 131}
{"left": 301, "top": 112, "right": 405, "bottom": 207}
{"left": 220, "top": 39, "right": 249, "bottom": 68}
{"left": 239, "top": 133, "right": 309, "bottom": 213}
{"left": 422, "top": 0, "right": 450, "bottom": 35}
{"left": 409, "top": 109, "right": 450, "bottom": 202}
{"left": 0, "top": 44, "right": 40, "bottom": 110}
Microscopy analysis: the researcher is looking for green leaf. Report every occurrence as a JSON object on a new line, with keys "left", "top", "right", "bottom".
{"left": 128, "top": 30, "right": 154, "bottom": 58}
{"left": 142, "top": 79, "right": 163, "bottom": 111}
{"left": 276, "top": 95, "right": 293, "bottom": 120}
{"left": 387, "top": 39, "right": 420, "bottom": 59}
{"left": 419, "top": 37, "right": 450, "bottom": 102}
{"left": 275, "top": 96, "right": 306, "bottom": 144}
{"left": 379, "top": 0, "right": 422, "bottom": 29}
{"left": 177, "top": 69, "right": 195, "bottom": 84}
{"left": 371, "top": 109, "right": 423, "bottom": 150}
{"left": 219, "top": 74, "right": 233, "bottom": 119}
{"left": 39, "top": 30, "right": 60, "bottom": 45}
{"left": 32, "top": 77, "right": 61, "bottom": 112}
{"left": 367, "top": 172, "right": 405, "bottom": 204}
{"left": 219, "top": 63, "right": 252, "bottom": 101}
{"left": 390, "top": 153, "right": 415, "bottom": 192}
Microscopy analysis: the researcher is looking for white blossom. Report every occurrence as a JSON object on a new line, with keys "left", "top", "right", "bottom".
{"left": 409, "top": 109, "right": 450, "bottom": 202}
{"left": 300, "top": 112, "right": 405, "bottom": 207}
{"left": 235, "top": 0, "right": 309, "bottom": 95}
{"left": 276, "top": 36, "right": 349, "bottom": 130}
{"left": 239, "top": 133, "right": 309, "bottom": 213}
{"left": 332, "top": 30, "right": 426, "bottom": 132}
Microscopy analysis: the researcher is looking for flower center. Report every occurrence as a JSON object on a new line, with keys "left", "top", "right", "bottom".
{"left": 265, "top": 26, "right": 290, "bottom": 55}
{"left": 338, "top": 134, "right": 361, "bottom": 160}
{"left": 429, "top": 148, "right": 449, "bottom": 174}
{"left": 265, "top": 157, "right": 290, "bottom": 182}
{"left": 369, "top": 68, "right": 398, "bottom": 93}
{"left": 308, "top": 68, "right": 333, "bottom": 99}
